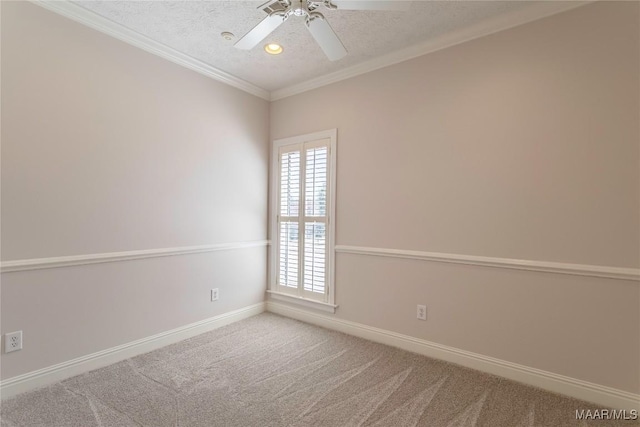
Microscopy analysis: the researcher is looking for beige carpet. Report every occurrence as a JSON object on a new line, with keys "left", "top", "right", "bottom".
{"left": 1, "top": 313, "right": 637, "bottom": 427}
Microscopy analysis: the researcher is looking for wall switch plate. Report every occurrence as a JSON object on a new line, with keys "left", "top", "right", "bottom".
{"left": 417, "top": 305, "right": 427, "bottom": 321}
{"left": 5, "top": 331, "right": 22, "bottom": 353}
{"left": 211, "top": 288, "right": 219, "bottom": 301}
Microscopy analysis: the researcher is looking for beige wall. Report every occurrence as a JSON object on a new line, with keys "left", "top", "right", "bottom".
{"left": 1, "top": 2, "right": 269, "bottom": 379}
{"left": 270, "top": 1, "right": 640, "bottom": 393}
{"left": 2, "top": 0, "right": 638, "bottom": 397}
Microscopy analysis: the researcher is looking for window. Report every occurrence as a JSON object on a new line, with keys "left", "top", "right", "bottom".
{"left": 269, "top": 129, "right": 337, "bottom": 313}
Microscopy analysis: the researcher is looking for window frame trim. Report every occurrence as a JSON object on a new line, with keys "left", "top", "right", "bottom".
{"left": 269, "top": 129, "right": 337, "bottom": 313}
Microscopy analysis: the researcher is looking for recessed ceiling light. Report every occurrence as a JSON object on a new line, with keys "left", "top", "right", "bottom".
{"left": 264, "top": 43, "right": 283, "bottom": 55}
{"left": 221, "top": 32, "right": 235, "bottom": 41}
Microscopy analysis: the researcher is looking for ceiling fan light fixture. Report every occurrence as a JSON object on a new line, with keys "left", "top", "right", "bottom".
{"left": 292, "top": 7, "right": 306, "bottom": 16}
{"left": 264, "top": 43, "right": 283, "bottom": 55}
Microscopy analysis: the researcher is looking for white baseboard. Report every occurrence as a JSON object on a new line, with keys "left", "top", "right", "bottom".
{"left": 266, "top": 301, "right": 639, "bottom": 411}
{"left": 1, "top": 302, "right": 265, "bottom": 399}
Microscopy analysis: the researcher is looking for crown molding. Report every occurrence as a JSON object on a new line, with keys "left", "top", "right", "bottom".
{"left": 31, "top": 0, "right": 593, "bottom": 102}
{"left": 30, "top": 0, "right": 271, "bottom": 101}
{"left": 270, "top": 1, "right": 592, "bottom": 101}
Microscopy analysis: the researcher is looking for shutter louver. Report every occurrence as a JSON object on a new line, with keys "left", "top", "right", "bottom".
{"left": 304, "top": 222, "right": 326, "bottom": 293}
{"left": 279, "top": 222, "right": 298, "bottom": 288}
{"left": 305, "top": 147, "right": 327, "bottom": 217}
{"left": 280, "top": 151, "right": 300, "bottom": 217}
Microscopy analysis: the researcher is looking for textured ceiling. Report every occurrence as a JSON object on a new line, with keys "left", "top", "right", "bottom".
{"left": 72, "top": 1, "right": 553, "bottom": 92}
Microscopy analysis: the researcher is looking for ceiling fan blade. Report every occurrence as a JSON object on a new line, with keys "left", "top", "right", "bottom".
{"left": 234, "top": 14, "right": 285, "bottom": 50}
{"left": 330, "top": 1, "right": 410, "bottom": 11}
{"left": 306, "top": 15, "right": 347, "bottom": 61}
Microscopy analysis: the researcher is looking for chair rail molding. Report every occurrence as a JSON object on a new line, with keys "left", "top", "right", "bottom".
{"left": 1, "top": 240, "right": 271, "bottom": 273}
{"left": 335, "top": 245, "right": 640, "bottom": 282}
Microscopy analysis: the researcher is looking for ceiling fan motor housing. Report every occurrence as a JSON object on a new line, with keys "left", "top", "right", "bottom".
{"left": 282, "top": 0, "right": 320, "bottom": 20}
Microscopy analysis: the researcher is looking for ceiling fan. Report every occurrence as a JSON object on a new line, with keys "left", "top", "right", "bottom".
{"left": 234, "top": 0, "right": 410, "bottom": 61}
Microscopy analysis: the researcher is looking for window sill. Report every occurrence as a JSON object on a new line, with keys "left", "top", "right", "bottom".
{"left": 266, "top": 290, "right": 338, "bottom": 314}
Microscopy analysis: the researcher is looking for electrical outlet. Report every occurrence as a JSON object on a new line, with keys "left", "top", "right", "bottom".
{"left": 417, "top": 305, "right": 427, "bottom": 321}
{"left": 211, "top": 288, "right": 219, "bottom": 302}
{"left": 5, "top": 331, "right": 22, "bottom": 353}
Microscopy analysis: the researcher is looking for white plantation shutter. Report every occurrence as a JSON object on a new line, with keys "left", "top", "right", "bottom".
{"left": 276, "top": 139, "right": 332, "bottom": 302}
{"left": 278, "top": 149, "right": 301, "bottom": 289}
{"left": 303, "top": 146, "right": 327, "bottom": 295}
